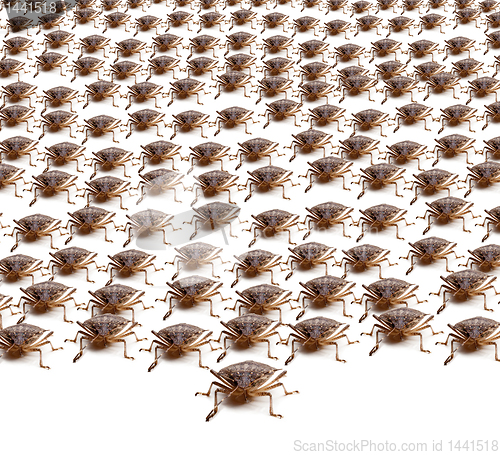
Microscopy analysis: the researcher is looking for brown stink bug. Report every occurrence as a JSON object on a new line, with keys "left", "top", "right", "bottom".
{"left": 106, "top": 250, "right": 162, "bottom": 286}
{"left": 157, "top": 275, "right": 228, "bottom": 319}
{"left": 339, "top": 75, "right": 378, "bottom": 103}
{"left": 438, "top": 104, "right": 479, "bottom": 134}
{"left": 187, "top": 202, "right": 242, "bottom": 240}
{"left": 147, "top": 56, "right": 181, "bottom": 81}
{"left": 374, "top": 61, "right": 408, "bottom": 82}
{"left": 464, "top": 162, "right": 500, "bottom": 197}
{"left": 8, "top": 214, "right": 63, "bottom": 252}
{"left": 286, "top": 242, "right": 338, "bottom": 280}
{"left": 256, "top": 77, "right": 294, "bottom": 104}
{"left": 214, "top": 106, "right": 255, "bottom": 136}
{"left": 151, "top": 34, "right": 185, "bottom": 58}
{"left": 65, "top": 206, "right": 121, "bottom": 245}
{"left": 216, "top": 314, "right": 282, "bottom": 362}
{"left": 82, "top": 115, "right": 122, "bottom": 144}
{"left": 83, "top": 176, "right": 131, "bottom": 210}
{"left": 187, "top": 142, "right": 230, "bottom": 173}
{"left": 461, "top": 244, "right": 500, "bottom": 271}
{"left": 333, "top": 43, "right": 366, "bottom": 67}
{"left": 261, "top": 100, "right": 304, "bottom": 129}
{"left": 136, "top": 169, "right": 185, "bottom": 204}
{"left": 323, "top": 19, "right": 351, "bottom": 40}
{"left": 228, "top": 284, "right": 294, "bottom": 321}
{"left": 262, "top": 35, "right": 293, "bottom": 58}
{"left": 303, "top": 201, "right": 355, "bottom": 239}
{"left": 196, "top": 360, "right": 298, "bottom": 421}
{"left": 431, "top": 270, "right": 499, "bottom": 313}
{"left": 393, "top": 104, "right": 434, "bottom": 134}
{"left": 168, "top": 242, "right": 225, "bottom": 280}
{"left": 66, "top": 314, "right": 144, "bottom": 362}
{"left": 0, "top": 163, "right": 26, "bottom": 197}
{"left": 38, "top": 110, "right": 80, "bottom": 140}
{"left": 381, "top": 77, "right": 420, "bottom": 105}
{"left": 362, "top": 308, "right": 441, "bottom": 355}
{"left": 355, "top": 163, "right": 407, "bottom": 199}
{"left": 170, "top": 110, "right": 210, "bottom": 140}
{"left": 357, "top": 204, "right": 412, "bottom": 242}
{"left": 308, "top": 104, "right": 347, "bottom": 131}
{"left": 126, "top": 109, "right": 167, "bottom": 139}
{"left": 437, "top": 317, "right": 500, "bottom": 365}
{"left": 191, "top": 170, "right": 239, "bottom": 206}
{"left": 283, "top": 317, "right": 358, "bottom": 364}
{"left": 0, "top": 254, "right": 45, "bottom": 284}
{"left": 82, "top": 81, "right": 121, "bottom": 110}
{"left": 168, "top": 78, "right": 207, "bottom": 106}
{"left": 214, "top": 72, "right": 252, "bottom": 100}
{"left": 109, "top": 61, "right": 143, "bottom": 83}
{"left": 83, "top": 285, "right": 149, "bottom": 322}
{"left": 33, "top": 52, "right": 68, "bottom": 78}
{"left": 233, "top": 138, "right": 281, "bottom": 170}
{"left": 409, "top": 169, "right": 462, "bottom": 205}
{"left": 340, "top": 244, "right": 396, "bottom": 279}
{"left": 198, "top": 12, "right": 226, "bottom": 33}
{"left": 28, "top": 170, "right": 80, "bottom": 207}
{"left": 3, "top": 37, "right": 36, "bottom": 59}
{"left": 41, "top": 86, "right": 79, "bottom": 115}
{"left": 0, "top": 136, "right": 38, "bottom": 166}
{"left": 78, "top": 35, "right": 110, "bottom": 58}
{"left": 246, "top": 209, "right": 301, "bottom": 247}
{"left": 227, "top": 250, "right": 284, "bottom": 287}
{"left": 123, "top": 209, "right": 177, "bottom": 247}
{"left": 0, "top": 58, "right": 27, "bottom": 81}
{"left": 401, "top": 237, "right": 460, "bottom": 274}
{"left": 70, "top": 56, "right": 105, "bottom": 82}
{"left": 47, "top": 247, "right": 100, "bottom": 282}
{"left": 477, "top": 207, "right": 500, "bottom": 242}
{"left": 0, "top": 105, "right": 36, "bottom": 133}
{"left": 186, "top": 57, "right": 218, "bottom": 80}
{"left": 261, "top": 57, "right": 293, "bottom": 77}
{"left": 483, "top": 102, "right": 500, "bottom": 131}
{"left": 294, "top": 276, "right": 357, "bottom": 319}
{"left": 287, "top": 129, "right": 334, "bottom": 162}
{"left": 466, "top": 77, "right": 500, "bottom": 105}
{"left": 89, "top": 148, "right": 133, "bottom": 180}
{"left": 386, "top": 16, "right": 415, "bottom": 37}
{"left": 16, "top": 281, "right": 81, "bottom": 324}
{"left": 141, "top": 324, "right": 219, "bottom": 371}
{"left": 359, "top": 278, "right": 427, "bottom": 322}
{"left": 126, "top": 82, "right": 163, "bottom": 110}
{"left": 1, "top": 82, "right": 37, "bottom": 109}
{"left": 418, "top": 197, "right": 478, "bottom": 234}
{"left": 484, "top": 137, "right": 500, "bottom": 159}
{"left": 452, "top": 58, "right": 484, "bottom": 78}
{"left": 384, "top": 141, "right": 428, "bottom": 170}
{"left": 139, "top": 141, "right": 181, "bottom": 172}
{"left": 0, "top": 323, "right": 61, "bottom": 369}
{"left": 242, "top": 165, "right": 297, "bottom": 202}
{"left": 102, "top": 12, "right": 132, "bottom": 33}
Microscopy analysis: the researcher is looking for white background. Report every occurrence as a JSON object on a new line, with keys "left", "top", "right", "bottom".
{"left": 1, "top": 1, "right": 500, "bottom": 454}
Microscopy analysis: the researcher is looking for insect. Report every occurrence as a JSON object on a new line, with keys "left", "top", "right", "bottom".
{"left": 198, "top": 12, "right": 227, "bottom": 33}
{"left": 339, "top": 75, "right": 378, "bottom": 103}
{"left": 369, "top": 39, "right": 403, "bottom": 63}
{"left": 480, "top": 0, "right": 500, "bottom": 11}
{"left": 72, "top": 7, "right": 100, "bottom": 29}
{"left": 217, "top": 314, "right": 282, "bottom": 362}
{"left": 65, "top": 206, "right": 121, "bottom": 244}
{"left": 187, "top": 202, "right": 241, "bottom": 240}
{"left": 0, "top": 253, "right": 45, "bottom": 284}
{"left": 47, "top": 247, "right": 100, "bottom": 283}
{"left": 186, "top": 57, "right": 218, "bottom": 80}
{"left": 292, "top": 16, "right": 320, "bottom": 37}
{"left": 3, "top": 37, "right": 35, "bottom": 59}
{"left": 432, "top": 270, "right": 499, "bottom": 313}
{"left": 354, "top": 15, "right": 383, "bottom": 36}
{"left": 38, "top": 110, "right": 80, "bottom": 140}
{"left": 438, "top": 317, "right": 500, "bottom": 365}
{"left": 298, "top": 81, "right": 334, "bottom": 104}
{"left": 28, "top": 170, "right": 80, "bottom": 207}
{"left": 443, "top": 36, "right": 478, "bottom": 61}
{"left": 102, "top": 12, "right": 132, "bottom": 33}
{"left": 381, "top": 77, "right": 420, "bottom": 105}
{"left": 484, "top": 137, "right": 500, "bottom": 160}
{"left": 43, "top": 142, "right": 86, "bottom": 173}
{"left": 300, "top": 157, "right": 354, "bottom": 193}
{"left": 84, "top": 284, "right": 149, "bottom": 322}
{"left": 333, "top": 43, "right": 365, "bottom": 67}
{"left": 359, "top": 278, "right": 426, "bottom": 322}
{"left": 106, "top": 250, "right": 162, "bottom": 286}
{"left": 89, "top": 148, "right": 133, "bottom": 180}
{"left": 341, "top": 245, "right": 395, "bottom": 279}
{"left": 393, "top": 104, "right": 433, "bottom": 134}
{"left": 374, "top": 61, "right": 408, "bottom": 81}
{"left": 484, "top": 31, "right": 500, "bottom": 55}
{"left": 166, "top": 11, "right": 195, "bottom": 32}
{"left": 1, "top": 82, "right": 37, "bottom": 109}
{"left": 214, "top": 107, "right": 255, "bottom": 136}
{"left": 187, "top": 141, "right": 230, "bottom": 172}
{"left": 167, "top": 77, "right": 207, "bottom": 106}
{"left": 486, "top": 11, "right": 500, "bottom": 31}
{"left": 229, "top": 284, "right": 293, "bottom": 321}
{"left": 261, "top": 100, "right": 303, "bottom": 129}
{"left": 413, "top": 61, "right": 445, "bottom": 80}
{"left": 294, "top": 276, "right": 356, "bottom": 319}
{"left": 224, "top": 32, "right": 258, "bottom": 57}
{"left": 401, "top": 237, "right": 460, "bottom": 275}
{"left": 406, "top": 39, "right": 439, "bottom": 63}
{"left": 0, "top": 323, "right": 61, "bottom": 369}
{"left": 323, "top": 19, "right": 351, "bottom": 40}
{"left": 157, "top": 275, "right": 228, "bottom": 319}
{"left": 454, "top": 7, "right": 482, "bottom": 28}
{"left": 0, "top": 135, "right": 37, "bottom": 166}
{"left": 83, "top": 176, "right": 131, "bottom": 210}
{"left": 261, "top": 12, "right": 289, "bottom": 33}
{"left": 71, "top": 56, "right": 106, "bottom": 83}
{"left": 137, "top": 169, "right": 185, "bottom": 204}
{"left": 78, "top": 35, "right": 110, "bottom": 58}
{"left": 477, "top": 206, "right": 500, "bottom": 242}
{"left": 284, "top": 317, "right": 357, "bottom": 364}
{"left": 109, "top": 61, "right": 143, "bottom": 83}
{"left": 339, "top": 135, "right": 380, "bottom": 165}
{"left": 423, "top": 72, "right": 461, "bottom": 101}
{"left": 256, "top": 77, "right": 294, "bottom": 104}
{"left": 261, "top": 57, "right": 294, "bottom": 77}
{"left": 151, "top": 34, "right": 185, "bottom": 58}
{"left": 356, "top": 163, "right": 407, "bottom": 199}
{"left": 227, "top": 249, "right": 284, "bottom": 287}
{"left": 300, "top": 62, "right": 332, "bottom": 82}
{"left": 246, "top": 210, "right": 301, "bottom": 247}
{"left": 418, "top": 197, "right": 477, "bottom": 234}
{"left": 357, "top": 204, "right": 411, "bottom": 242}
{"left": 286, "top": 242, "right": 337, "bottom": 280}
{"left": 418, "top": 13, "right": 446, "bottom": 35}
{"left": 189, "top": 35, "right": 221, "bottom": 59}
{"left": 466, "top": 77, "right": 500, "bottom": 105}
{"left": 326, "top": 0, "right": 348, "bottom": 12}
{"left": 126, "top": 109, "right": 167, "bottom": 138}
{"left": 196, "top": 360, "right": 298, "bottom": 421}
{"left": 307, "top": 104, "right": 346, "bottom": 131}
{"left": 134, "top": 15, "right": 162, "bottom": 36}
{"left": 191, "top": 170, "right": 239, "bottom": 206}
{"left": 82, "top": 116, "right": 122, "bottom": 145}
{"left": 385, "top": 142, "right": 428, "bottom": 173}
{"left": 0, "top": 106, "right": 35, "bottom": 133}
{"left": 40, "top": 86, "right": 79, "bottom": 115}
{"left": 168, "top": 242, "right": 224, "bottom": 280}
{"left": 362, "top": 308, "right": 441, "bottom": 355}
{"left": 66, "top": 314, "right": 143, "bottom": 362}
{"left": 4, "top": 16, "right": 33, "bottom": 37}
{"left": 433, "top": 134, "right": 477, "bottom": 166}
{"left": 0, "top": 163, "right": 26, "bottom": 198}
{"left": 261, "top": 35, "right": 294, "bottom": 58}
{"left": 297, "top": 40, "right": 330, "bottom": 63}
{"left": 242, "top": 165, "right": 296, "bottom": 202}
{"left": 146, "top": 56, "right": 181, "bottom": 82}
{"left": 386, "top": 16, "right": 415, "bottom": 37}
{"left": 349, "top": 109, "right": 391, "bottom": 137}
{"left": 437, "top": 104, "right": 479, "bottom": 134}
{"left": 141, "top": 324, "right": 218, "bottom": 371}
{"left": 7, "top": 214, "right": 62, "bottom": 252}
{"left": 464, "top": 162, "right": 500, "bottom": 197}
{"left": 461, "top": 244, "right": 500, "bottom": 271}
{"left": 288, "top": 129, "right": 334, "bottom": 162}
{"left": 170, "top": 110, "right": 210, "bottom": 140}
{"left": 17, "top": 281, "right": 80, "bottom": 324}
{"left": 0, "top": 58, "right": 26, "bottom": 81}
{"left": 214, "top": 71, "right": 252, "bottom": 100}
{"left": 234, "top": 138, "right": 281, "bottom": 170}
{"left": 126, "top": 82, "right": 163, "bottom": 110}
{"left": 350, "top": 0, "right": 373, "bottom": 15}
{"left": 483, "top": 102, "right": 500, "bottom": 131}
{"left": 123, "top": 209, "right": 176, "bottom": 247}
{"left": 229, "top": 9, "right": 258, "bottom": 30}
{"left": 226, "top": 53, "right": 257, "bottom": 74}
